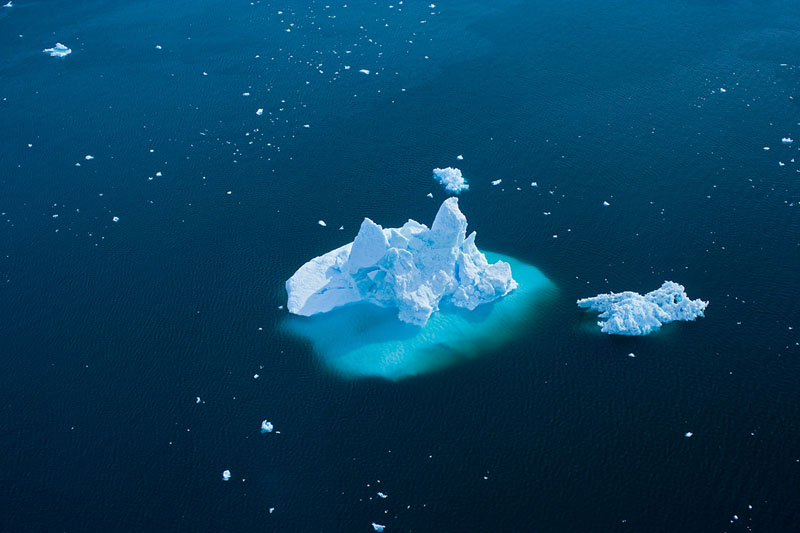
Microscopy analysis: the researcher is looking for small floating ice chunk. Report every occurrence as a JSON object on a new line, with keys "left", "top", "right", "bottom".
{"left": 578, "top": 281, "right": 708, "bottom": 336}
{"left": 196, "top": 396, "right": 201, "bottom": 404}
{"left": 433, "top": 167, "right": 468, "bottom": 193}
{"left": 627, "top": 353, "right": 635, "bottom": 358}
{"left": 719, "top": 88, "right": 726, "bottom": 93}
{"left": 491, "top": 179, "right": 502, "bottom": 186}
{"left": 359, "top": 69, "right": 370, "bottom": 75}
{"left": 372, "top": 523, "right": 385, "bottom": 532}
{"left": 377, "top": 491, "right": 388, "bottom": 499}
{"left": 112, "top": 216, "right": 120, "bottom": 223}
{"left": 261, "top": 420, "right": 274, "bottom": 433}
{"left": 318, "top": 220, "right": 327, "bottom": 227}
{"left": 426, "top": 192, "right": 433, "bottom": 198}
{"left": 84, "top": 155, "right": 94, "bottom": 160}
{"left": 222, "top": 470, "right": 231, "bottom": 481}
{"left": 782, "top": 137, "right": 794, "bottom": 144}
{"left": 43, "top": 43, "right": 71, "bottom": 57}
{"left": 603, "top": 201, "right": 610, "bottom": 206}
{"left": 256, "top": 108, "right": 264, "bottom": 116}
{"left": 531, "top": 181, "right": 538, "bottom": 187}
{"left": 684, "top": 432, "right": 693, "bottom": 438}
{"left": 155, "top": 44, "right": 162, "bottom": 50}
{"left": 456, "top": 154, "right": 464, "bottom": 160}
{"left": 763, "top": 147, "right": 770, "bottom": 151}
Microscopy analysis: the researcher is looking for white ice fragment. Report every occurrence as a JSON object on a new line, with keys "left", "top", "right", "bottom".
{"left": 155, "top": 44, "right": 162, "bottom": 50}
{"left": 85, "top": 155, "right": 94, "bottom": 160}
{"left": 456, "top": 154, "right": 464, "bottom": 160}
{"left": 684, "top": 432, "right": 693, "bottom": 438}
{"left": 578, "top": 281, "right": 708, "bottom": 336}
{"left": 286, "top": 198, "right": 517, "bottom": 326}
{"left": 603, "top": 201, "right": 610, "bottom": 206}
{"left": 372, "top": 523, "right": 385, "bottom": 532}
{"left": 491, "top": 179, "right": 502, "bottom": 186}
{"left": 426, "top": 192, "right": 433, "bottom": 198}
{"left": 253, "top": 373, "right": 259, "bottom": 379}
{"left": 43, "top": 43, "right": 71, "bottom": 57}
{"left": 359, "top": 69, "right": 370, "bottom": 75}
{"left": 112, "top": 216, "right": 120, "bottom": 223}
{"left": 156, "top": 171, "right": 162, "bottom": 177}
{"left": 318, "top": 220, "right": 327, "bottom": 227}
{"left": 377, "top": 492, "right": 388, "bottom": 498}
{"left": 763, "top": 147, "right": 770, "bottom": 151}
{"left": 782, "top": 137, "right": 794, "bottom": 144}
{"left": 261, "top": 420, "right": 274, "bottom": 433}
{"left": 3, "top": 2, "right": 12, "bottom": 7}
{"left": 256, "top": 108, "right": 264, "bottom": 115}
{"left": 531, "top": 182, "right": 538, "bottom": 187}
{"left": 196, "top": 397, "right": 201, "bottom": 404}
{"left": 627, "top": 353, "right": 635, "bottom": 358}
{"left": 433, "top": 167, "right": 468, "bottom": 193}
{"left": 222, "top": 470, "right": 231, "bottom": 481}
{"left": 719, "top": 88, "right": 726, "bottom": 93}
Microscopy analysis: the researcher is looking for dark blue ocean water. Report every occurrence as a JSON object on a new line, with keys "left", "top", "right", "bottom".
{"left": 2, "top": 0, "right": 800, "bottom": 531}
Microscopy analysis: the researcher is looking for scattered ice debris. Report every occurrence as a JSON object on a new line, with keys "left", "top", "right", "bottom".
{"left": 359, "top": 69, "right": 370, "bottom": 75}
{"left": 318, "top": 220, "right": 327, "bottom": 227}
{"left": 372, "top": 523, "right": 385, "bottom": 532}
{"left": 491, "top": 179, "right": 502, "bottom": 186}
{"left": 222, "top": 470, "right": 231, "bottom": 481}
{"left": 84, "top": 155, "right": 94, "bottom": 160}
{"left": 456, "top": 154, "right": 464, "bottom": 160}
{"left": 377, "top": 492, "right": 388, "bottom": 499}
{"left": 261, "top": 420, "right": 274, "bottom": 433}
{"left": 433, "top": 167, "right": 468, "bottom": 193}
{"left": 577, "top": 281, "right": 708, "bottom": 336}
{"left": 603, "top": 201, "right": 610, "bottom": 206}
{"left": 684, "top": 432, "right": 693, "bottom": 438}
{"left": 112, "top": 216, "right": 120, "bottom": 223}
{"left": 256, "top": 108, "right": 264, "bottom": 116}
{"left": 782, "top": 137, "right": 794, "bottom": 144}
{"left": 43, "top": 43, "right": 71, "bottom": 57}
{"left": 286, "top": 198, "right": 517, "bottom": 326}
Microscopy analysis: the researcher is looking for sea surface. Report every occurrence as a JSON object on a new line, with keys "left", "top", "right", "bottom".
{"left": 1, "top": 0, "right": 800, "bottom": 531}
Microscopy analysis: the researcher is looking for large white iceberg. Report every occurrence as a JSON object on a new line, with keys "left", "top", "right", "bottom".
{"left": 433, "top": 167, "right": 468, "bottom": 193}
{"left": 577, "top": 281, "right": 708, "bottom": 336}
{"left": 286, "top": 198, "right": 517, "bottom": 326}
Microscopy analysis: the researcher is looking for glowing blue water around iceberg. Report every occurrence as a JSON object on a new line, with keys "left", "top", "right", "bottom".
{"left": 283, "top": 253, "right": 555, "bottom": 380}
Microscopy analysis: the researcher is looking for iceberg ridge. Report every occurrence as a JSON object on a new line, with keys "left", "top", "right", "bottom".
{"left": 286, "top": 198, "right": 517, "bottom": 326}
{"left": 577, "top": 281, "right": 708, "bottom": 336}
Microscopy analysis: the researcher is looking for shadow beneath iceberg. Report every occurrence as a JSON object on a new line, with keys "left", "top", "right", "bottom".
{"left": 281, "top": 252, "right": 556, "bottom": 381}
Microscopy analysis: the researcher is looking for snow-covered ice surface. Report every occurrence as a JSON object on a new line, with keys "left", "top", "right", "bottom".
{"left": 284, "top": 250, "right": 554, "bottom": 380}
{"left": 577, "top": 281, "right": 708, "bottom": 336}
{"left": 286, "top": 198, "right": 517, "bottom": 326}
{"left": 432, "top": 167, "right": 468, "bottom": 193}
{"left": 43, "top": 43, "right": 71, "bottom": 57}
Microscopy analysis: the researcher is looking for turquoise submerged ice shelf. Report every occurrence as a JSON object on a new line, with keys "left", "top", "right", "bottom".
{"left": 283, "top": 253, "right": 555, "bottom": 380}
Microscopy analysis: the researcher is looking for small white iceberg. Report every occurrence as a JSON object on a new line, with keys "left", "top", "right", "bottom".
{"left": 782, "top": 137, "right": 794, "bottom": 144}
{"left": 43, "top": 43, "right": 71, "bottom": 58}
{"left": 491, "top": 179, "right": 502, "bottom": 186}
{"left": 222, "top": 470, "right": 231, "bottom": 481}
{"left": 372, "top": 523, "right": 385, "bottom": 532}
{"left": 577, "top": 281, "right": 708, "bottom": 336}
{"left": 261, "top": 420, "right": 274, "bottom": 433}
{"left": 433, "top": 167, "right": 468, "bottom": 193}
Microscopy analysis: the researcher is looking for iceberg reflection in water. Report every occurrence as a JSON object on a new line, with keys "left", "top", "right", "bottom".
{"left": 283, "top": 253, "right": 555, "bottom": 380}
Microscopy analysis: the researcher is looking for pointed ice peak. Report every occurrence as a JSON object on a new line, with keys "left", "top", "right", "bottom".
{"left": 348, "top": 218, "right": 388, "bottom": 273}
{"left": 431, "top": 197, "right": 467, "bottom": 247}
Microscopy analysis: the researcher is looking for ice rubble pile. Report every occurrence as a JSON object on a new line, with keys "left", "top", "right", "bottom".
{"left": 577, "top": 281, "right": 708, "bottom": 336}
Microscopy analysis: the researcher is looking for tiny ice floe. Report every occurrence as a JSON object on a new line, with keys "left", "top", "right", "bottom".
{"left": 3, "top": 2, "right": 12, "bottom": 7}
{"left": 377, "top": 491, "right": 388, "bottom": 498}
{"left": 256, "top": 108, "right": 264, "bottom": 116}
{"left": 155, "top": 44, "right": 162, "bottom": 50}
{"left": 456, "top": 154, "right": 463, "bottom": 160}
{"left": 433, "top": 167, "right": 468, "bottom": 193}
{"left": 719, "top": 88, "right": 726, "bottom": 93}
{"left": 603, "top": 201, "right": 610, "bottom": 206}
{"left": 112, "top": 216, "right": 119, "bottom": 223}
{"left": 318, "top": 220, "right": 327, "bottom": 227}
{"left": 531, "top": 181, "right": 538, "bottom": 187}
{"left": 426, "top": 192, "right": 433, "bottom": 198}
{"left": 222, "top": 470, "right": 231, "bottom": 481}
{"left": 684, "top": 432, "right": 693, "bottom": 438}
{"left": 43, "top": 43, "right": 71, "bottom": 57}
{"left": 491, "top": 179, "right": 502, "bottom": 186}
{"left": 763, "top": 147, "right": 770, "bottom": 150}
{"left": 359, "top": 69, "right": 370, "bottom": 75}
{"left": 372, "top": 523, "right": 385, "bottom": 532}
{"left": 85, "top": 155, "right": 94, "bottom": 160}
{"left": 782, "top": 137, "right": 794, "bottom": 144}
{"left": 627, "top": 353, "right": 635, "bottom": 358}
{"left": 261, "top": 420, "right": 274, "bottom": 433}
{"left": 196, "top": 396, "right": 201, "bottom": 404}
